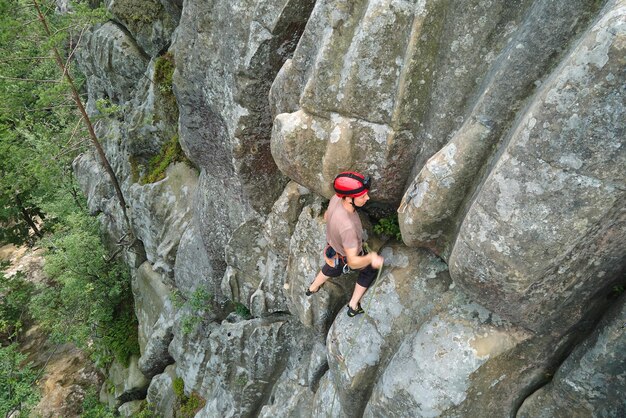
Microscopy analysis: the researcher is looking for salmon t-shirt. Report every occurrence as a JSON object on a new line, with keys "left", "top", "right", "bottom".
{"left": 325, "top": 195, "right": 363, "bottom": 256}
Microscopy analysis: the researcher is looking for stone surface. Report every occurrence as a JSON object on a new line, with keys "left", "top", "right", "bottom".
{"left": 222, "top": 181, "right": 315, "bottom": 316}
{"left": 127, "top": 162, "right": 198, "bottom": 275}
{"left": 107, "top": 355, "right": 150, "bottom": 405}
{"left": 76, "top": 21, "right": 149, "bottom": 110}
{"left": 170, "top": 314, "right": 309, "bottom": 418}
{"left": 107, "top": 0, "right": 181, "bottom": 57}
{"left": 146, "top": 364, "right": 178, "bottom": 418}
{"left": 448, "top": 1, "right": 626, "bottom": 333}
{"left": 172, "top": 0, "right": 314, "bottom": 214}
{"left": 133, "top": 261, "right": 175, "bottom": 375}
{"left": 517, "top": 295, "right": 626, "bottom": 418}
{"left": 69, "top": 0, "right": 626, "bottom": 417}
{"left": 398, "top": 0, "right": 604, "bottom": 256}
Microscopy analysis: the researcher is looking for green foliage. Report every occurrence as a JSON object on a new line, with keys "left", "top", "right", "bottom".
{"left": 233, "top": 302, "right": 251, "bottom": 320}
{"left": 373, "top": 214, "right": 402, "bottom": 241}
{"left": 179, "top": 392, "right": 205, "bottom": 418}
{"left": 142, "top": 135, "right": 189, "bottom": 184}
{"left": 95, "top": 98, "right": 123, "bottom": 119}
{"left": 134, "top": 401, "right": 162, "bottom": 418}
{"left": 79, "top": 387, "right": 116, "bottom": 418}
{"left": 172, "top": 377, "right": 185, "bottom": 398}
{"left": 0, "top": 343, "right": 40, "bottom": 417}
{"left": 29, "top": 210, "right": 139, "bottom": 367}
{"left": 0, "top": 270, "right": 35, "bottom": 340}
{"left": 0, "top": 0, "right": 110, "bottom": 246}
{"left": 172, "top": 376, "right": 206, "bottom": 418}
{"left": 179, "top": 288, "right": 212, "bottom": 335}
{"left": 154, "top": 52, "right": 175, "bottom": 95}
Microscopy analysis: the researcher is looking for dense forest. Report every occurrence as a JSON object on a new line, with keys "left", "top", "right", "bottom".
{"left": 0, "top": 1, "right": 136, "bottom": 415}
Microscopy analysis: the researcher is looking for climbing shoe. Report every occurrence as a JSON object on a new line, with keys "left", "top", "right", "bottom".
{"left": 346, "top": 303, "right": 365, "bottom": 317}
{"left": 305, "top": 284, "right": 320, "bottom": 296}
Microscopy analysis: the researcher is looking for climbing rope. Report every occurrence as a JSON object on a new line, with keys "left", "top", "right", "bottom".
{"left": 328, "top": 262, "right": 389, "bottom": 414}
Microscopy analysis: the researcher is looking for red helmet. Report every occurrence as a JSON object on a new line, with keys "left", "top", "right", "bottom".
{"left": 333, "top": 172, "right": 371, "bottom": 198}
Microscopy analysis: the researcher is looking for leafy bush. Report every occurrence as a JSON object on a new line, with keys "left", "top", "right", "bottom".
{"left": 373, "top": 214, "right": 402, "bottom": 241}
{"left": 80, "top": 388, "right": 116, "bottom": 418}
{"left": 172, "top": 376, "right": 206, "bottom": 418}
{"left": 29, "top": 211, "right": 139, "bottom": 367}
{"left": 179, "top": 288, "right": 212, "bottom": 335}
{"left": 0, "top": 344, "right": 39, "bottom": 417}
{"left": 0, "top": 270, "right": 35, "bottom": 340}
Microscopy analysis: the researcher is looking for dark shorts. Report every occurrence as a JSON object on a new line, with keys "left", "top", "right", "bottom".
{"left": 321, "top": 253, "right": 378, "bottom": 288}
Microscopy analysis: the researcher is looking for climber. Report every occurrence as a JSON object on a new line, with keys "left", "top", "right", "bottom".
{"left": 306, "top": 171, "right": 384, "bottom": 317}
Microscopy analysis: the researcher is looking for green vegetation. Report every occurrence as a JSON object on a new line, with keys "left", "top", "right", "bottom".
{"left": 0, "top": 270, "right": 34, "bottom": 340}
{"left": 233, "top": 302, "right": 252, "bottom": 319}
{"left": 142, "top": 134, "right": 189, "bottom": 184}
{"left": 79, "top": 388, "right": 117, "bottom": 418}
{"left": 28, "top": 209, "right": 140, "bottom": 367}
{"left": 176, "top": 288, "right": 212, "bottom": 335}
{"left": 154, "top": 52, "right": 175, "bottom": 95}
{"left": 0, "top": 0, "right": 137, "bottom": 413}
{"left": 110, "top": 0, "right": 163, "bottom": 24}
{"left": 373, "top": 214, "right": 402, "bottom": 241}
{"left": 172, "top": 377, "right": 206, "bottom": 418}
{"left": 0, "top": 344, "right": 40, "bottom": 417}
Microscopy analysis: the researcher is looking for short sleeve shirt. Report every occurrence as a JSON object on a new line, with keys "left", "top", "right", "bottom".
{"left": 325, "top": 195, "right": 363, "bottom": 256}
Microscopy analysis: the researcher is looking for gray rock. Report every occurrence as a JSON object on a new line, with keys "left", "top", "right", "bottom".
{"left": 398, "top": 0, "right": 605, "bottom": 257}
{"left": 170, "top": 314, "right": 304, "bottom": 417}
{"left": 173, "top": 220, "right": 216, "bottom": 298}
{"left": 517, "top": 295, "right": 626, "bottom": 418}
{"left": 449, "top": 0, "right": 626, "bottom": 333}
{"left": 223, "top": 182, "right": 315, "bottom": 316}
{"left": 171, "top": 0, "right": 314, "bottom": 214}
{"left": 312, "top": 245, "right": 456, "bottom": 417}
{"left": 146, "top": 364, "right": 178, "bottom": 418}
{"left": 76, "top": 21, "right": 149, "bottom": 110}
{"left": 118, "top": 400, "right": 144, "bottom": 417}
{"left": 127, "top": 162, "right": 198, "bottom": 275}
{"left": 363, "top": 292, "right": 529, "bottom": 418}
{"left": 133, "top": 262, "right": 175, "bottom": 374}
{"left": 106, "top": 0, "right": 181, "bottom": 57}
{"left": 108, "top": 355, "right": 150, "bottom": 406}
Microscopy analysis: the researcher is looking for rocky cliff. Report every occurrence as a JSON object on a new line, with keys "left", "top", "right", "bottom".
{"left": 73, "top": 0, "right": 625, "bottom": 416}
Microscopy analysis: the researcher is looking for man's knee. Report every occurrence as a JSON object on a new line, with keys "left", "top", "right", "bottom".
{"left": 356, "top": 265, "right": 378, "bottom": 288}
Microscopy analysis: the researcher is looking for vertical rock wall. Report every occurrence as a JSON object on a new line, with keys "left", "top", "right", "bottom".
{"left": 72, "top": 0, "right": 626, "bottom": 416}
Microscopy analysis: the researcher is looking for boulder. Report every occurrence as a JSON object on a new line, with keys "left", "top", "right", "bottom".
{"left": 222, "top": 182, "right": 316, "bottom": 316}
{"left": 107, "top": 0, "right": 182, "bottom": 57}
{"left": 146, "top": 364, "right": 178, "bottom": 418}
{"left": 449, "top": 1, "right": 626, "bottom": 333}
{"left": 171, "top": 0, "right": 315, "bottom": 214}
{"left": 517, "top": 295, "right": 626, "bottom": 418}
{"left": 76, "top": 21, "right": 149, "bottom": 110}
{"left": 133, "top": 262, "right": 176, "bottom": 377}
{"left": 398, "top": 0, "right": 606, "bottom": 256}
{"left": 127, "top": 162, "right": 198, "bottom": 275}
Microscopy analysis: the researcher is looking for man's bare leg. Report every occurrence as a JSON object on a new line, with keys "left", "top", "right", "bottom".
{"left": 308, "top": 270, "right": 330, "bottom": 293}
{"left": 348, "top": 283, "right": 367, "bottom": 310}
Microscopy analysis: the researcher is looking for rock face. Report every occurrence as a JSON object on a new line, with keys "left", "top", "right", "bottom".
{"left": 517, "top": 295, "right": 626, "bottom": 418}
{"left": 448, "top": 1, "right": 626, "bottom": 334}
{"left": 72, "top": 0, "right": 626, "bottom": 417}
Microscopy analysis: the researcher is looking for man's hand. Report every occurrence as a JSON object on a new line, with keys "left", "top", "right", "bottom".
{"left": 370, "top": 252, "right": 384, "bottom": 269}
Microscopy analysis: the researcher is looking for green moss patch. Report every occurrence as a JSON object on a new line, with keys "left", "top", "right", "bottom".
{"left": 141, "top": 135, "right": 189, "bottom": 184}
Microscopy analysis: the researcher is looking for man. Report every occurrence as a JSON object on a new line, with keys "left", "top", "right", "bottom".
{"left": 306, "top": 171, "right": 384, "bottom": 317}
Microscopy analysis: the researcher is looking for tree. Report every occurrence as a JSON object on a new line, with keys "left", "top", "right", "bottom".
{"left": 0, "top": 343, "right": 39, "bottom": 417}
